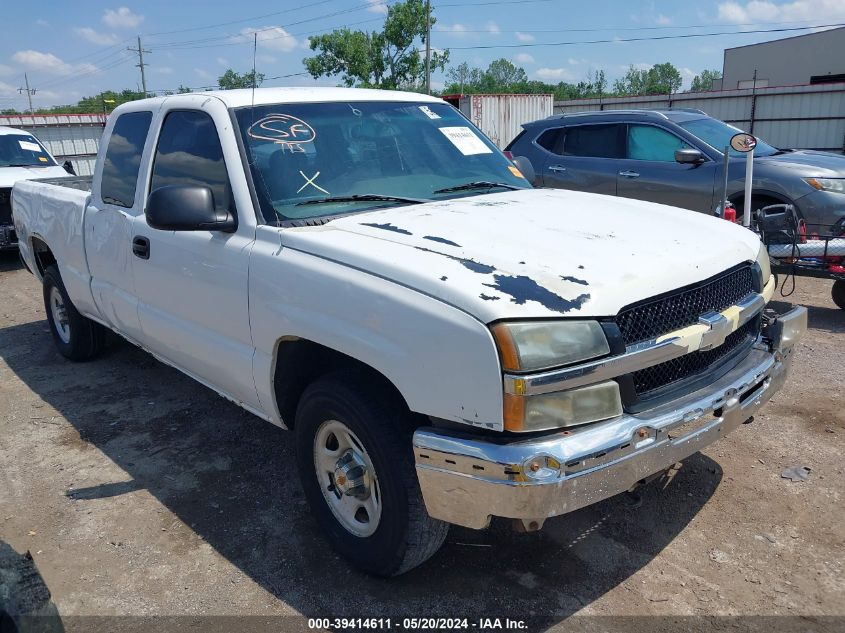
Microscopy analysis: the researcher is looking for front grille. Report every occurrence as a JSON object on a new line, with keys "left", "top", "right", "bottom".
{"left": 0, "top": 188, "right": 11, "bottom": 225}
{"left": 632, "top": 317, "right": 760, "bottom": 397}
{"left": 617, "top": 265, "right": 755, "bottom": 346}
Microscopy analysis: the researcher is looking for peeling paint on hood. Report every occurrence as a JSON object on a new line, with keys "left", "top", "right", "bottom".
{"left": 281, "top": 188, "right": 761, "bottom": 322}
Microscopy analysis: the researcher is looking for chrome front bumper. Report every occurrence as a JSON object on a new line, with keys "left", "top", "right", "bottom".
{"left": 413, "top": 306, "right": 807, "bottom": 530}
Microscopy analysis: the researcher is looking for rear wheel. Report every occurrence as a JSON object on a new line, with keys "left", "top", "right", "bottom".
{"left": 294, "top": 372, "right": 448, "bottom": 576}
{"left": 832, "top": 280, "right": 845, "bottom": 310}
{"left": 42, "top": 265, "right": 105, "bottom": 361}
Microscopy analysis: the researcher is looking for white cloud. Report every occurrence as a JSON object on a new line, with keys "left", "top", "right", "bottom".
{"left": 195, "top": 68, "right": 213, "bottom": 80}
{"left": 154, "top": 66, "right": 174, "bottom": 74}
{"left": 656, "top": 13, "right": 672, "bottom": 25}
{"left": 717, "top": 0, "right": 845, "bottom": 23}
{"left": 437, "top": 23, "right": 469, "bottom": 35}
{"left": 74, "top": 27, "right": 120, "bottom": 46}
{"left": 216, "top": 57, "right": 229, "bottom": 67}
{"left": 535, "top": 67, "right": 578, "bottom": 81}
{"left": 236, "top": 26, "right": 298, "bottom": 52}
{"left": 514, "top": 53, "right": 535, "bottom": 64}
{"left": 0, "top": 64, "right": 15, "bottom": 78}
{"left": 366, "top": 0, "right": 388, "bottom": 13}
{"left": 515, "top": 31, "right": 535, "bottom": 42}
{"left": 486, "top": 21, "right": 501, "bottom": 34}
{"left": 102, "top": 7, "right": 144, "bottom": 29}
{"left": 35, "top": 19, "right": 49, "bottom": 27}
{"left": 12, "top": 50, "right": 97, "bottom": 75}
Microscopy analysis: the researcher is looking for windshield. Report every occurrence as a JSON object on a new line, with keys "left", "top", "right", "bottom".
{"left": 0, "top": 133, "right": 57, "bottom": 167}
{"left": 678, "top": 117, "right": 778, "bottom": 157}
{"left": 234, "top": 101, "right": 529, "bottom": 222}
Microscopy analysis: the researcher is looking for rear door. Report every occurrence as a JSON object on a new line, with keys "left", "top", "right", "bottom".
{"left": 616, "top": 123, "right": 717, "bottom": 213}
{"left": 540, "top": 123, "right": 622, "bottom": 196}
{"left": 85, "top": 109, "right": 153, "bottom": 341}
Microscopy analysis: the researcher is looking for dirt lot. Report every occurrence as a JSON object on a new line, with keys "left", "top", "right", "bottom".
{"left": 0, "top": 249, "right": 843, "bottom": 631}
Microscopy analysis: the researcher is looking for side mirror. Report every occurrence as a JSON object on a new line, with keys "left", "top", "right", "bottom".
{"left": 62, "top": 160, "right": 76, "bottom": 175}
{"left": 675, "top": 148, "right": 705, "bottom": 165}
{"left": 145, "top": 185, "right": 236, "bottom": 232}
{"left": 511, "top": 155, "right": 536, "bottom": 186}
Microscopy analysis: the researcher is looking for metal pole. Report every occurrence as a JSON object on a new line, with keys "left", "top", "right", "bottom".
{"left": 24, "top": 74, "right": 33, "bottom": 113}
{"left": 749, "top": 68, "right": 757, "bottom": 134}
{"left": 138, "top": 36, "right": 147, "bottom": 95}
{"left": 721, "top": 145, "right": 730, "bottom": 216}
{"left": 425, "top": 0, "right": 431, "bottom": 94}
{"left": 743, "top": 148, "right": 755, "bottom": 227}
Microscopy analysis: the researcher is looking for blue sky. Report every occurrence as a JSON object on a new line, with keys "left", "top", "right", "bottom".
{"left": 1, "top": 0, "right": 843, "bottom": 109}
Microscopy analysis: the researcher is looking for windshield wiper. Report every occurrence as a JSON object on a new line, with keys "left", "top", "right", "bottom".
{"left": 433, "top": 181, "right": 521, "bottom": 195}
{"left": 4, "top": 163, "right": 44, "bottom": 167}
{"left": 295, "top": 193, "right": 428, "bottom": 206}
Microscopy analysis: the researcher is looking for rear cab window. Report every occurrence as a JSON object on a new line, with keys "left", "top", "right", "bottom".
{"left": 100, "top": 111, "right": 153, "bottom": 207}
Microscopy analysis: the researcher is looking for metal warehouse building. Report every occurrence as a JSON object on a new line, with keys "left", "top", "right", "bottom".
{"left": 719, "top": 26, "right": 845, "bottom": 90}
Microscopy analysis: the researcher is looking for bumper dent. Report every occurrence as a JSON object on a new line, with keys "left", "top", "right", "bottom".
{"left": 413, "top": 307, "right": 806, "bottom": 529}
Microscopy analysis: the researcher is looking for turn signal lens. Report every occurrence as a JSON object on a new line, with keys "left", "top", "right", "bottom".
{"left": 504, "top": 381, "right": 623, "bottom": 432}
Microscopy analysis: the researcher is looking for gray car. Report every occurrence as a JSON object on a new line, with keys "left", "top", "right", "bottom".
{"left": 506, "top": 109, "right": 845, "bottom": 231}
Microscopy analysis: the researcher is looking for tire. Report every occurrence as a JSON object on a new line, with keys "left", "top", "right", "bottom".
{"left": 42, "top": 265, "right": 105, "bottom": 361}
{"left": 833, "top": 279, "right": 845, "bottom": 310}
{"left": 294, "top": 371, "right": 448, "bottom": 576}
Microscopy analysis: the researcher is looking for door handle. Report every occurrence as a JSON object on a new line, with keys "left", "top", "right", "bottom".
{"left": 132, "top": 236, "right": 150, "bottom": 260}
{"left": 548, "top": 165, "right": 567, "bottom": 172}
{"left": 619, "top": 170, "right": 640, "bottom": 178}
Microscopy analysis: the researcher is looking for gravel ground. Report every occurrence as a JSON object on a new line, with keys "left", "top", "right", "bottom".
{"left": 0, "top": 250, "right": 843, "bottom": 632}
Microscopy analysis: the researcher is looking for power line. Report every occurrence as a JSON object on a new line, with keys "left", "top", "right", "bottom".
{"left": 448, "top": 22, "right": 845, "bottom": 49}
{"left": 18, "top": 74, "right": 36, "bottom": 113}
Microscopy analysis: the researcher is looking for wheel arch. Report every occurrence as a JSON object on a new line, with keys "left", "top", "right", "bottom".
{"left": 272, "top": 336, "right": 417, "bottom": 429}
{"left": 29, "top": 234, "right": 57, "bottom": 279}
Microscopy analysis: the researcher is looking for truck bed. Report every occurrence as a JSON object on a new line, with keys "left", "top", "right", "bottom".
{"left": 30, "top": 175, "right": 93, "bottom": 193}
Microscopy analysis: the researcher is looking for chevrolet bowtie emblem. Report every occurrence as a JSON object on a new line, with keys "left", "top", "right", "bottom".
{"left": 698, "top": 311, "right": 732, "bottom": 351}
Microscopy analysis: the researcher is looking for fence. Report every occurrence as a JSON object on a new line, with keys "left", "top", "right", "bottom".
{"left": 0, "top": 113, "right": 107, "bottom": 176}
{"left": 553, "top": 82, "right": 845, "bottom": 153}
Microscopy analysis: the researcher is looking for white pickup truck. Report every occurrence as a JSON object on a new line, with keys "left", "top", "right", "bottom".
{"left": 12, "top": 88, "right": 807, "bottom": 576}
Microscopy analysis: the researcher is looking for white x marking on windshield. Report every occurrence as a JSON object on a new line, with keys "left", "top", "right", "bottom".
{"left": 297, "top": 170, "right": 329, "bottom": 195}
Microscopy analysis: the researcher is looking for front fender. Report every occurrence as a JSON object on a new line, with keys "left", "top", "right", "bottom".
{"left": 248, "top": 227, "right": 504, "bottom": 430}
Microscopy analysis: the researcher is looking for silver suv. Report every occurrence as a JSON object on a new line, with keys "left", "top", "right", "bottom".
{"left": 506, "top": 109, "right": 845, "bottom": 231}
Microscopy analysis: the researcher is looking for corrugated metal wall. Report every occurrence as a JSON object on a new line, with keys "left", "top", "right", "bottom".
{"left": 553, "top": 83, "right": 845, "bottom": 153}
{"left": 0, "top": 113, "right": 106, "bottom": 176}
{"left": 459, "top": 94, "right": 554, "bottom": 148}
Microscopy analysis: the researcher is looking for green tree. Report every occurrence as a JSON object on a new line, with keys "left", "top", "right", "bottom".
{"left": 445, "top": 61, "right": 483, "bottom": 93}
{"left": 690, "top": 69, "right": 722, "bottom": 92}
{"left": 614, "top": 62, "right": 682, "bottom": 95}
{"left": 304, "top": 0, "right": 448, "bottom": 89}
{"left": 218, "top": 69, "right": 265, "bottom": 90}
{"left": 483, "top": 59, "right": 527, "bottom": 90}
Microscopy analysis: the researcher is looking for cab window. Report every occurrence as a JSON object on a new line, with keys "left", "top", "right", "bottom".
{"left": 150, "top": 110, "right": 233, "bottom": 213}
{"left": 100, "top": 111, "right": 153, "bottom": 208}
{"left": 626, "top": 125, "right": 692, "bottom": 162}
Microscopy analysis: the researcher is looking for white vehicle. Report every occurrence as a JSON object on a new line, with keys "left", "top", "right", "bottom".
{"left": 12, "top": 88, "right": 807, "bottom": 576}
{"left": 0, "top": 127, "right": 71, "bottom": 250}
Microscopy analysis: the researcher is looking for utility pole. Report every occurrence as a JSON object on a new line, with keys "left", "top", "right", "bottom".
{"left": 425, "top": 0, "right": 431, "bottom": 95}
{"left": 127, "top": 36, "right": 150, "bottom": 95}
{"left": 18, "top": 73, "right": 35, "bottom": 113}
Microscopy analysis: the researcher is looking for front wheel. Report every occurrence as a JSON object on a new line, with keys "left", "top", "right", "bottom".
{"left": 42, "top": 265, "right": 105, "bottom": 361}
{"left": 833, "top": 279, "right": 845, "bottom": 310}
{"left": 294, "top": 372, "right": 448, "bottom": 576}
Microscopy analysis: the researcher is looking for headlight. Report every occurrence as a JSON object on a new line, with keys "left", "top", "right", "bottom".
{"left": 490, "top": 320, "right": 610, "bottom": 373}
{"left": 756, "top": 242, "right": 772, "bottom": 287}
{"left": 504, "top": 381, "right": 623, "bottom": 432}
{"left": 804, "top": 177, "right": 845, "bottom": 194}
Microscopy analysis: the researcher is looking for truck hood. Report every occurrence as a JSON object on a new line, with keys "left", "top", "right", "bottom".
{"left": 282, "top": 188, "right": 761, "bottom": 322}
{"left": 755, "top": 149, "right": 845, "bottom": 176}
{"left": 0, "top": 165, "right": 69, "bottom": 187}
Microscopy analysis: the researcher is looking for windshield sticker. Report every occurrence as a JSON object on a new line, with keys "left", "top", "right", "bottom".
{"left": 38, "top": 156, "right": 48, "bottom": 162}
{"left": 508, "top": 165, "right": 524, "bottom": 179}
{"left": 438, "top": 126, "right": 492, "bottom": 156}
{"left": 419, "top": 105, "right": 441, "bottom": 120}
{"left": 19, "top": 140, "right": 41, "bottom": 152}
{"left": 297, "top": 170, "right": 329, "bottom": 195}
{"left": 247, "top": 114, "right": 316, "bottom": 154}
